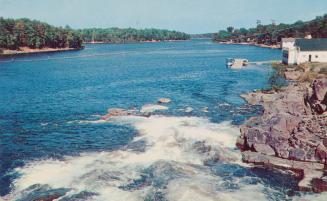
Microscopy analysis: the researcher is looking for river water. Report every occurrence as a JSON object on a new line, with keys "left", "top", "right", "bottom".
{"left": 0, "top": 39, "right": 325, "bottom": 200}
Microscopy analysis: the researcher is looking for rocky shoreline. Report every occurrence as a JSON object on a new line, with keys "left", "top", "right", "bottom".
{"left": 218, "top": 41, "right": 280, "bottom": 49}
{"left": 237, "top": 63, "right": 327, "bottom": 192}
{"left": 0, "top": 47, "right": 83, "bottom": 57}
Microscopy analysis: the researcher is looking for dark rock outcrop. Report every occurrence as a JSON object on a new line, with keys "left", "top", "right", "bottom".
{"left": 238, "top": 65, "right": 327, "bottom": 191}
{"left": 307, "top": 78, "right": 327, "bottom": 114}
{"left": 242, "top": 151, "right": 325, "bottom": 191}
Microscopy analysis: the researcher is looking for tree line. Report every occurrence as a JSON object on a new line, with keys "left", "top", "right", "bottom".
{"left": 77, "top": 28, "right": 190, "bottom": 43}
{"left": 190, "top": 33, "right": 214, "bottom": 39}
{"left": 213, "top": 14, "right": 327, "bottom": 45}
{"left": 0, "top": 17, "right": 83, "bottom": 51}
{"left": 0, "top": 17, "right": 191, "bottom": 53}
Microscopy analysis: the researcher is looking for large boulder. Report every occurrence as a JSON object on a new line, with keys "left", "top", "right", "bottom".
{"left": 236, "top": 136, "right": 246, "bottom": 151}
{"left": 158, "top": 98, "right": 171, "bottom": 104}
{"left": 273, "top": 141, "right": 290, "bottom": 159}
{"left": 323, "top": 138, "right": 327, "bottom": 148}
{"left": 314, "top": 103, "right": 326, "bottom": 114}
{"left": 315, "top": 144, "right": 327, "bottom": 162}
{"left": 253, "top": 143, "right": 275, "bottom": 156}
{"left": 312, "top": 78, "right": 327, "bottom": 101}
{"left": 243, "top": 127, "right": 267, "bottom": 147}
{"left": 269, "top": 114, "right": 300, "bottom": 135}
{"left": 307, "top": 78, "right": 327, "bottom": 114}
{"left": 289, "top": 148, "right": 306, "bottom": 161}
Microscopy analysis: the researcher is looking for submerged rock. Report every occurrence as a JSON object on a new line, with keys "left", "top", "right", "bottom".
{"left": 140, "top": 104, "right": 168, "bottom": 113}
{"left": 101, "top": 103, "right": 170, "bottom": 120}
{"left": 101, "top": 108, "right": 133, "bottom": 120}
{"left": 158, "top": 98, "right": 171, "bottom": 104}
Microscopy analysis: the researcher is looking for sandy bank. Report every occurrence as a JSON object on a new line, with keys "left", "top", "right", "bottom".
{"left": 0, "top": 47, "right": 83, "bottom": 56}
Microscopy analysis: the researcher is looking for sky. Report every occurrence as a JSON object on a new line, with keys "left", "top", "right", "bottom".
{"left": 1, "top": 0, "right": 327, "bottom": 34}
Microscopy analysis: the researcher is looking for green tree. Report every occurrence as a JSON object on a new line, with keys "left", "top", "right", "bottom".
{"left": 0, "top": 17, "right": 83, "bottom": 50}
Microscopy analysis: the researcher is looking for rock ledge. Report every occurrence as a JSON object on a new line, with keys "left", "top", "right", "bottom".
{"left": 238, "top": 64, "right": 327, "bottom": 191}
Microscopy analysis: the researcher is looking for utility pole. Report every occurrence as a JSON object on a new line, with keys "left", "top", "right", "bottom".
{"left": 256, "top": 20, "right": 262, "bottom": 43}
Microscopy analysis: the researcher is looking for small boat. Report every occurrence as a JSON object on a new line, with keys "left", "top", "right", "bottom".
{"left": 226, "top": 58, "right": 248, "bottom": 69}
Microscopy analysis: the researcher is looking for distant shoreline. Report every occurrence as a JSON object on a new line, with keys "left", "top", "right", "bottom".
{"left": 0, "top": 47, "right": 84, "bottom": 57}
{"left": 218, "top": 41, "right": 281, "bottom": 49}
{"left": 0, "top": 40, "right": 191, "bottom": 57}
{"left": 84, "top": 39, "right": 190, "bottom": 44}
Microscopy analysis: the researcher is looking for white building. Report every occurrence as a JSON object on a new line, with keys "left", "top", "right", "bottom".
{"left": 281, "top": 38, "right": 295, "bottom": 49}
{"left": 282, "top": 38, "right": 327, "bottom": 65}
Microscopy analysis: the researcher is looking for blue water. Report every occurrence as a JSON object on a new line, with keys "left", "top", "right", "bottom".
{"left": 0, "top": 40, "right": 314, "bottom": 200}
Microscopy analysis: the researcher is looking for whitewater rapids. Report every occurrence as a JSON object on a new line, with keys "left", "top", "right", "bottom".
{"left": 5, "top": 115, "right": 327, "bottom": 200}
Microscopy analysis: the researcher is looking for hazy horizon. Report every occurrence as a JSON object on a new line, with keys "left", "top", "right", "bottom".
{"left": 1, "top": 0, "right": 327, "bottom": 34}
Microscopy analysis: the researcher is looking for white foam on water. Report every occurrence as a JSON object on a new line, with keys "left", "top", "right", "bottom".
{"left": 293, "top": 193, "right": 327, "bottom": 201}
{"left": 218, "top": 103, "right": 231, "bottom": 107}
{"left": 184, "top": 106, "right": 194, "bottom": 113}
{"left": 96, "top": 186, "right": 148, "bottom": 201}
{"left": 67, "top": 119, "right": 108, "bottom": 124}
{"left": 91, "top": 114, "right": 102, "bottom": 117}
{"left": 201, "top": 107, "right": 209, "bottom": 113}
{"left": 167, "top": 177, "right": 268, "bottom": 201}
{"left": 6, "top": 115, "right": 279, "bottom": 200}
{"left": 140, "top": 104, "right": 168, "bottom": 113}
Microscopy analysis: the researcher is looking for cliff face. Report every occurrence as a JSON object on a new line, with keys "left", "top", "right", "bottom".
{"left": 237, "top": 64, "right": 327, "bottom": 192}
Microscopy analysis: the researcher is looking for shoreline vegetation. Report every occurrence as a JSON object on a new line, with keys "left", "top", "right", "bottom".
{"left": 213, "top": 14, "right": 327, "bottom": 49}
{"left": 76, "top": 28, "right": 190, "bottom": 44}
{"left": 0, "top": 18, "right": 83, "bottom": 56}
{"left": 238, "top": 63, "right": 327, "bottom": 192}
{"left": 0, "top": 17, "right": 190, "bottom": 56}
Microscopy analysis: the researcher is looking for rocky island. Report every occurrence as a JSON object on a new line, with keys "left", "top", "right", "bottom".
{"left": 237, "top": 63, "right": 327, "bottom": 192}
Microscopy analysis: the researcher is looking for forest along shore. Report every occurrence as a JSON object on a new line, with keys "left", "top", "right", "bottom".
{"left": 213, "top": 14, "right": 327, "bottom": 50}
{"left": 0, "top": 17, "right": 190, "bottom": 57}
{"left": 237, "top": 63, "right": 327, "bottom": 192}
